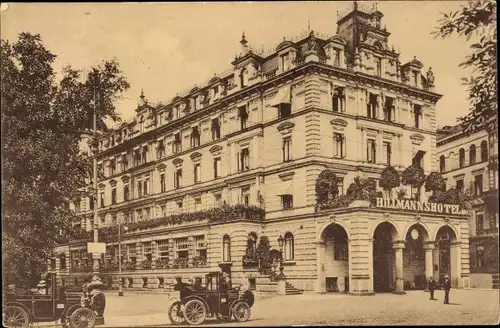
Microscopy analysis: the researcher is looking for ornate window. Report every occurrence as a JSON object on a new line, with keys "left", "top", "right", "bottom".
{"left": 174, "top": 168, "right": 182, "bottom": 189}
{"left": 333, "top": 133, "right": 346, "bottom": 159}
{"left": 284, "top": 232, "right": 294, "bottom": 261}
{"left": 237, "top": 148, "right": 250, "bottom": 172}
{"left": 383, "top": 141, "right": 392, "bottom": 165}
{"left": 194, "top": 163, "right": 201, "bottom": 184}
{"left": 238, "top": 106, "right": 249, "bottom": 130}
{"left": 282, "top": 136, "right": 292, "bottom": 162}
{"left": 211, "top": 118, "right": 221, "bottom": 140}
{"left": 367, "top": 139, "right": 376, "bottom": 163}
{"left": 190, "top": 127, "right": 200, "bottom": 148}
{"left": 222, "top": 235, "right": 231, "bottom": 262}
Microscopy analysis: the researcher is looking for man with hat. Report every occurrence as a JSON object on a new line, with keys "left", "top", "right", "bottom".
{"left": 37, "top": 279, "right": 47, "bottom": 295}
{"left": 443, "top": 275, "right": 451, "bottom": 304}
{"left": 428, "top": 276, "right": 436, "bottom": 300}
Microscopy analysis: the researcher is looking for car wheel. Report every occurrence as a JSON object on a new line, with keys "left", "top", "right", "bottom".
{"left": 3, "top": 305, "right": 30, "bottom": 328}
{"left": 69, "top": 307, "right": 96, "bottom": 328}
{"left": 232, "top": 302, "right": 251, "bottom": 322}
{"left": 183, "top": 299, "right": 206, "bottom": 325}
{"left": 168, "top": 301, "right": 186, "bottom": 325}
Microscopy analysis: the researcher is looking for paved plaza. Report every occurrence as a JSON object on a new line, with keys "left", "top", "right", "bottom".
{"left": 93, "top": 288, "right": 499, "bottom": 327}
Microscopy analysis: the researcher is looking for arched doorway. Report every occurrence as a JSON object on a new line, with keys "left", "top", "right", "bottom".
{"left": 320, "top": 224, "right": 349, "bottom": 293}
{"left": 435, "top": 226, "right": 458, "bottom": 286}
{"left": 373, "top": 222, "right": 398, "bottom": 292}
{"left": 404, "top": 224, "right": 429, "bottom": 290}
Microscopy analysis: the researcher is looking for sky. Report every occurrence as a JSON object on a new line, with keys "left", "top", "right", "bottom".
{"left": 1, "top": 1, "right": 474, "bottom": 129}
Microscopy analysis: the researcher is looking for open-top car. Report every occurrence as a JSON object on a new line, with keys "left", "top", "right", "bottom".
{"left": 168, "top": 271, "right": 255, "bottom": 325}
{"left": 2, "top": 272, "right": 103, "bottom": 328}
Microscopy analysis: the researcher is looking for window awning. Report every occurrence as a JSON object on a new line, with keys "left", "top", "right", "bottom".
{"left": 277, "top": 180, "right": 294, "bottom": 196}
{"left": 271, "top": 87, "right": 291, "bottom": 107}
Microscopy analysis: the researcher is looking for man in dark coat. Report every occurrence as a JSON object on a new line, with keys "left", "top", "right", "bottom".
{"left": 428, "top": 276, "right": 436, "bottom": 300}
{"left": 443, "top": 275, "right": 451, "bottom": 304}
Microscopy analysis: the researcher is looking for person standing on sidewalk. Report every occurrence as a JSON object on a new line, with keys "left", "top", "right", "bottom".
{"left": 443, "top": 275, "right": 451, "bottom": 304}
{"left": 428, "top": 276, "right": 436, "bottom": 300}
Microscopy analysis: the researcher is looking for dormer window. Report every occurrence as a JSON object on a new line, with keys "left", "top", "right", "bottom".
{"left": 240, "top": 68, "right": 248, "bottom": 88}
{"left": 213, "top": 85, "right": 219, "bottom": 99}
{"left": 238, "top": 106, "right": 248, "bottom": 130}
{"left": 139, "top": 116, "right": 145, "bottom": 133}
{"left": 280, "top": 53, "right": 290, "bottom": 72}
{"left": 190, "top": 127, "right": 200, "bottom": 148}
{"left": 175, "top": 107, "right": 181, "bottom": 119}
{"left": 173, "top": 133, "right": 182, "bottom": 153}
{"left": 333, "top": 49, "right": 341, "bottom": 66}
{"left": 211, "top": 118, "right": 221, "bottom": 140}
{"left": 413, "top": 71, "right": 418, "bottom": 87}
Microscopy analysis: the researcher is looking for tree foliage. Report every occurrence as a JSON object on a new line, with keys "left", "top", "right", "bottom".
{"left": 424, "top": 172, "right": 446, "bottom": 192}
{"left": 433, "top": 0, "right": 497, "bottom": 132}
{"left": 346, "top": 176, "right": 372, "bottom": 201}
{"left": 379, "top": 166, "right": 400, "bottom": 191}
{"left": 402, "top": 164, "right": 426, "bottom": 188}
{"left": 1, "top": 33, "right": 129, "bottom": 285}
{"left": 255, "top": 236, "right": 272, "bottom": 274}
{"left": 315, "top": 169, "right": 339, "bottom": 204}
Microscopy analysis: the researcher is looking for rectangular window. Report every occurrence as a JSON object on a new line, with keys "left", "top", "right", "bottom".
{"left": 239, "top": 106, "right": 248, "bottom": 130}
{"left": 143, "top": 242, "right": 152, "bottom": 261}
{"left": 159, "top": 205, "right": 166, "bottom": 217}
{"left": 160, "top": 173, "right": 166, "bottom": 193}
{"left": 384, "top": 97, "right": 394, "bottom": 122}
{"left": 474, "top": 174, "right": 483, "bottom": 196}
{"left": 194, "top": 163, "right": 201, "bottom": 184}
{"left": 282, "top": 136, "right": 292, "bottom": 162}
{"left": 109, "top": 158, "right": 116, "bottom": 176}
{"left": 367, "top": 139, "right": 376, "bottom": 163}
{"left": 126, "top": 244, "right": 137, "bottom": 263}
{"left": 413, "top": 71, "right": 418, "bottom": 87}
{"left": 157, "top": 240, "right": 169, "bottom": 259}
{"left": 190, "top": 127, "right": 200, "bottom": 148}
{"left": 173, "top": 133, "right": 182, "bottom": 153}
{"left": 141, "top": 145, "right": 148, "bottom": 164}
{"left": 414, "top": 104, "right": 422, "bottom": 129}
{"left": 367, "top": 94, "right": 377, "bottom": 118}
{"left": 111, "top": 188, "right": 117, "bottom": 205}
{"left": 134, "top": 150, "right": 141, "bottom": 166}
{"left": 238, "top": 148, "right": 250, "bottom": 172}
{"left": 194, "top": 197, "right": 202, "bottom": 211}
{"left": 99, "top": 191, "right": 105, "bottom": 208}
{"left": 333, "top": 133, "right": 345, "bottom": 159}
{"left": 476, "top": 213, "right": 484, "bottom": 231}
{"left": 214, "top": 193, "right": 222, "bottom": 206}
{"left": 211, "top": 118, "right": 221, "bottom": 140}
{"left": 241, "top": 187, "right": 250, "bottom": 206}
{"left": 174, "top": 168, "right": 182, "bottom": 188}
{"left": 333, "top": 49, "right": 340, "bottom": 66}
{"left": 194, "top": 235, "right": 207, "bottom": 258}
{"left": 137, "top": 179, "right": 143, "bottom": 198}
{"left": 124, "top": 184, "right": 130, "bottom": 202}
{"left": 374, "top": 57, "right": 381, "bottom": 77}
{"left": 456, "top": 179, "right": 464, "bottom": 194}
{"left": 175, "top": 238, "right": 189, "bottom": 260}
{"left": 121, "top": 154, "right": 128, "bottom": 171}
{"left": 332, "top": 87, "right": 345, "bottom": 112}
{"left": 383, "top": 141, "right": 392, "bottom": 165}
{"left": 213, "top": 157, "right": 221, "bottom": 179}
{"left": 278, "top": 103, "right": 292, "bottom": 119}
{"left": 337, "top": 177, "right": 344, "bottom": 196}
{"left": 156, "top": 140, "right": 165, "bottom": 159}
{"left": 281, "top": 195, "right": 293, "bottom": 209}
{"left": 143, "top": 177, "right": 149, "bottom": 196}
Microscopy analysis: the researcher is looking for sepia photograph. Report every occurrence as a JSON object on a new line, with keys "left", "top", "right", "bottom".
{"left": 1, "top": 1, "right": 498, "bottom": 327}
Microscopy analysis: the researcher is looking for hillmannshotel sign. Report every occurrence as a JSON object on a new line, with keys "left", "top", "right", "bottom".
{"left": 375, "top": 198, "right": 463, "bottom": 215}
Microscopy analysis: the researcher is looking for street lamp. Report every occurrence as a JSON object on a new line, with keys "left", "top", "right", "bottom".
{"left": 90, "top": 69, "right": 101, "bottom": 278}
{"left": 118, "top": 221, "right": 128, "bottom": 296}
{"left": 277, "top": 235, "right": 285, "bottom": 280}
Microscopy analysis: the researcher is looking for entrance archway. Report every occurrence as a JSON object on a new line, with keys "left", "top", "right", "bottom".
{"left": 404, "top": 224, "right": 430, "bottom": 290}
{"left": 373, "top": 222, "right": 398, "bottom": 292}
{"left": 319, "top": 224, "right": 349, "bottom": 293}
{"left": 435, "top": 226, "right": 458, "bottom": 286}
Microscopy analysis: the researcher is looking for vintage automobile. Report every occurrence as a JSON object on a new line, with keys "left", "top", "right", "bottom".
{"left": 2, "top": 272, "right": 103, "bottom": 328}
{"left": 168, "top": 272, "right": 255, "bottom": 325}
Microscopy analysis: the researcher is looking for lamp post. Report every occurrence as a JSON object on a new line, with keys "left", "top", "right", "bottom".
{"left": 277, "top": 235, "right": 285, "bottom": 280}
{"left": 90, "top": 69, "right": 101, "bottom": 278}
{"left": 118, "top": 221, "right": 128, "bottom": 296}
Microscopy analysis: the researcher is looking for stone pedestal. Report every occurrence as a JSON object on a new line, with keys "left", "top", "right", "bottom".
{"left": 277, "top": 280, "right": 286, "bottom": 295}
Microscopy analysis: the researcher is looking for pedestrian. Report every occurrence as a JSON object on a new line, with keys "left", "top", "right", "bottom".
{"left": 443, "top": 275, "right": 451, "bottom": 304}
{"left": 428, "top": 276, "right": 436, "bottom": 300}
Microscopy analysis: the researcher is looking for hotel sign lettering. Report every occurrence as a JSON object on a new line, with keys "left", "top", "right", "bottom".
{"left": 376, "top": 198, "right": 462, "bottom": 215}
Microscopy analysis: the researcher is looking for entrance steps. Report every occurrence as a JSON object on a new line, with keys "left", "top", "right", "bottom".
{"left": 492, "top": 274, "right": 499, "bottom": 289}
{"left": 285, "top": 281, "right": 304, "bottom": 295}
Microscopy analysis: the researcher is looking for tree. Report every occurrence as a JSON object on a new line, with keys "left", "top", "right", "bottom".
{"left": 315, "top": 169, "right": 339, "bottom": 205}
{"left": 425, "top": 172, "right": 446, "bottom": 201}
{"left": 402, "top": 164, "right": 426, "bottom": 200}
{"left": 1, "top": 33, "right": 130, "bottom": 285}
{"left": 255, "top": 236, "right": 272, "bottom": 275}
{"left": 379, "top": 165, "right": 401, "bottom": 196}
{"left": 433, "top": 0, "right": 497, "bottom": 133}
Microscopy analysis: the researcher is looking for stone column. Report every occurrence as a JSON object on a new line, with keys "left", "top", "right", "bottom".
{"left": 315, "top": 241, "right": 326, "bottom": 293}
{"left": 450, "top": 241, "right": 461, "bottom": 288}
{"left": 393, "top": 240, "right": 405, "bottom": 294}
{"left": 424, "top": 242, "right": 435, "bottom": 291}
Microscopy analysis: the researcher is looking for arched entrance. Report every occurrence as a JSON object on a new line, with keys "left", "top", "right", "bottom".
{"left": 373, "top": 222, "right": 398, "bottom": 292}
{"left": 318, "top": 224, "right": 349, "bottom": 293}
{"left": 435, "top": 226, "right": 458, "bottom": 286}
{"left": 404, "top": 224, "right": 429, "bottom": 290}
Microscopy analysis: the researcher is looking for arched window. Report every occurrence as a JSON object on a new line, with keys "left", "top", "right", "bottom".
{"left": 439, "top": 155, "right": 446, "bottom": 173}
{"left": 481, "top": 141, "right": 488, "bottom": 162}
{"left": 222, "top": 235, "right": 231, "bottom": 262}
{"left": 59, "top": 254, "right": 67, "bottom": 270}
{"left": 247, "top": 232, "right": 257, "bottom": 253}
{"left": 469, "top": 144, "right": 476, "bottom": 165}
{"left": 284, "top": 232, "right": 294, "bottom": 261}
{"left": 459, "top": 148, "right": 465, "bottom": 168}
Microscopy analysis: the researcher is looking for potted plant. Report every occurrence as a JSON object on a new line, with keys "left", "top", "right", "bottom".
{"left": 154, "top": 258, "right": 169, "bottom": 269}
{"left": 346, "top": 176, "right": 372, "bottom": 207}
{"left": 424, "top": 172, "right": 446, "bottom": 201}
{"left": 402, "top": 164, "right": 426, "bottom": 201}
{"left": 173, "top": 257, "right": 188, "bottom": 269}
{"left": 192, "top": 256, "right": 207, "bottom": 268}
{"left": 255, "top": 236, "right": 272, "bottom": 275}
{"left": 379, "top": 165, "right": 401, "bottom": 198}
{"left": 141, "top": 259, "right": 152, "bottom": 270}
{"left": 315, "top": 169, "right": 339, "bottom": 207}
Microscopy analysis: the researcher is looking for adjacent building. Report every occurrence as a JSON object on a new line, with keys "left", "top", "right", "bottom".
{"left": 53, "top": 2, "right": 470, "bottom": 295}
{"left": 437, "top": 124, "right": 499, "bottom": 289}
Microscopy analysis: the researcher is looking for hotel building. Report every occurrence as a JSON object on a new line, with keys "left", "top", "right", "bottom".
{"left": 437, "top": 124, "right": 499, "bottom": 289}
{"left": 53, "top": 2, "right": 470, "bottom": 295}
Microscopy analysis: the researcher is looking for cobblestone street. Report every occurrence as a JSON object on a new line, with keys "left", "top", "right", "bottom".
{"left": 92, "top": 289, "right": 500, "bottom": 327}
